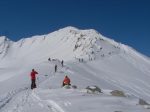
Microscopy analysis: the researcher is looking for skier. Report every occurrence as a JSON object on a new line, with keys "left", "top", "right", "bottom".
{"left": 61, "top": 60, "right": 64, "bottom": 67}
{"left": 48, "top": 58, "right": 51, "bottom": 61}
{"left": 62, "top": 75, "right": 71, "bottom": 87}
{"left": 30, "top": 69, "right": 38, "bottom": 89}
{"left": 55, "top": 65, "right": 57, "bottom": 72}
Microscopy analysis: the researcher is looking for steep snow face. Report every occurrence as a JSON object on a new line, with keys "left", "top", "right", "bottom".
{"left": 60, "top": 27, "right": 121, "bottom": 60}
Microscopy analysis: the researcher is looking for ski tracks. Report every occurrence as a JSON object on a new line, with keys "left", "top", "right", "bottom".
{"left": 0, "top": 87, "right": 29, "bottom": 111}
{"left": 8, "top": 90, "right": 30, "bottom": 112}
{"left": 31, "top": 90, "right": 65, "bottom": 112}
{"left": 0, "top": 86, "right": 66, "bottom": 112}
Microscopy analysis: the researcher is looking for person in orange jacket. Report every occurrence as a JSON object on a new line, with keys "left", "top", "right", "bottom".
{"left": 62, "top": 75, "right": 71, "bottom": 87}
{"left": 30, "top": 69, "right": 38, "bottom": 89}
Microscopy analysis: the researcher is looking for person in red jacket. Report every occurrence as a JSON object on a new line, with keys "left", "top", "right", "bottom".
{"left": 30, "top": 69, "right": 38, "bottom": 89}
{"left": 62, "top": 75, "right": 71, "bottom": 87}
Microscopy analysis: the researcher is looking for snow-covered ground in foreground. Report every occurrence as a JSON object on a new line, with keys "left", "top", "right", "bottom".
{"left": 0, "top": 26, "right": 150, "bottom": 112}
{"left": 1, "top": 88, "right": 149, "bottom": 112}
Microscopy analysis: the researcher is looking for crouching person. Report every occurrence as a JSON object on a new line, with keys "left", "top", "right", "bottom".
{"left": 62, "top": 75, "right": 71, "bottom": 87}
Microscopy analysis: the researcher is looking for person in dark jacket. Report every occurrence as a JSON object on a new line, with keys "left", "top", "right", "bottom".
{"left": 48, "top": 58, "right": 51, "bottom": 61}
{"left": 55, "top": 65, "right": 57, "bottom": 72}
{"left": 61, "top": 60, "right": 64, "bottom": 67}
{"left": 62, "top": 75, "right": 71, "bottom": 87}
{"left": 30, "top": 69, "right": 38, "bottom": 89}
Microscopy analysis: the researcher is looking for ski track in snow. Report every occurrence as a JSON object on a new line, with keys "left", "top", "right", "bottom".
{"left": 31, "top": 90, "right": 65, "bottom": 112}
{"left": 0, "top": 87, "right": 29, "bottom": 111}
{"left": 0, "top": 87, "right": 65, "bottom": 112}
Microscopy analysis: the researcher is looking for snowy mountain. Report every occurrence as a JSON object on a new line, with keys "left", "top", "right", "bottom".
{"left": 0, "top": 26, "right": 150, "bottom": 112}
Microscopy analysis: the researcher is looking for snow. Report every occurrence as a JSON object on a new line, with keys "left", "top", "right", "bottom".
{"left": 1, "top": 88, "right": 149, "bottom": 112}
{"left": 0, "top": 26, "right": 150, "bottom": 112}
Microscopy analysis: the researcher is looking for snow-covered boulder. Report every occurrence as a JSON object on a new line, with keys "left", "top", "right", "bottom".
{"left": 110, "top": 90, "right": 126, "bottom": 97}
{"left": 86, "top": 85, "right": 102, "bottom": 94}
{"left": 71, "top": 85, "right": 77, "bottom": 89}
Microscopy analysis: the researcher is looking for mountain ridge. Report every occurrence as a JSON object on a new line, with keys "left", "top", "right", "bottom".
{"left": 0, "top": 26, "right": 149, "bottom": 62}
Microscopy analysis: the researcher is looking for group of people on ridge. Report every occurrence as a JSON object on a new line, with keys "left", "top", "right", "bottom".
{"left": 30, "top": 69, "right": 71, "bottom": 89}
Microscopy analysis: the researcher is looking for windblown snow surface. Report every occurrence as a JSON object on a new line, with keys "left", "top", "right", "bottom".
{"left": 0, "top": 26, "right": 150, "bottom": 112}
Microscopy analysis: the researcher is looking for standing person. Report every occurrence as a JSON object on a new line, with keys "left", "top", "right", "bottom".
{"left": 55, "top": 65, "right": 57, "bottom": 72}
{"left": 48, "top": 58, "right": 51, "bottom": 61}
{"left": 62, "top": 75, "right": 71, "bottom": 87}
{"left": 61, "top": 60, "right": 64, "bottom": 67}
{"left": 30, "top": 69, "right": 38, "bottom": 89}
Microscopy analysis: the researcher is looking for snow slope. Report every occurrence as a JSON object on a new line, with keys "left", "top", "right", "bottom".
{"left": 0, "top": 26, "right": 150, "bottom": 112}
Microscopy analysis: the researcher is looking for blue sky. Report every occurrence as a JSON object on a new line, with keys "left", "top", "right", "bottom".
{"left": 0, "top": 0, "right": 149, "bottom": 57}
